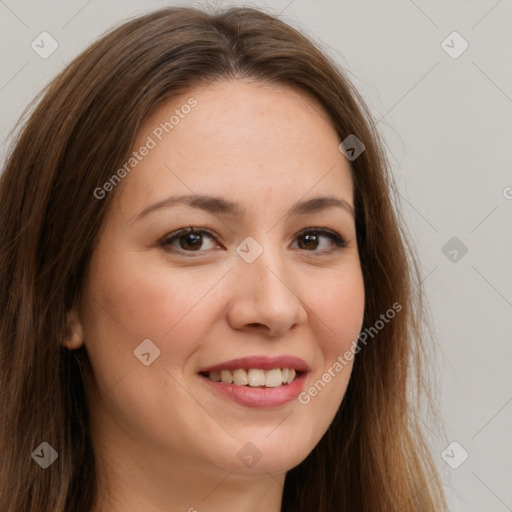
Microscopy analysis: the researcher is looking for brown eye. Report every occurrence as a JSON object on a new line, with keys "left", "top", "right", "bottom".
{"left": 177, "top": 231, "right": 203, "bottom": 251}
{"left": 161, "top": 227, "right": 346, "bottom": 256}
{"left": 297, "top": 233, "right": 320, "bottom": 250}
{"left": 293, "top": 228, "right": 346, "bottom": 252}
{"left": 161, "top": 227, "right": 218, "bottom": 253}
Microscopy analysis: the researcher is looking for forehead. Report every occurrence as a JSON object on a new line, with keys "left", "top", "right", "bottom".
{"left": 114, "top": 79, "right": 353, "bottom": 217}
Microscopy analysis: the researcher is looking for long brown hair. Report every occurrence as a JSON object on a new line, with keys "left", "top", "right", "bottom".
{"left": 0, "top": 6, "right": 446, "bottom": 511}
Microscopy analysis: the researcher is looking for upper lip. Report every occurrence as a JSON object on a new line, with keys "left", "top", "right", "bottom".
{"left": 198, "top": 355, "right": 311, "bottom": 373}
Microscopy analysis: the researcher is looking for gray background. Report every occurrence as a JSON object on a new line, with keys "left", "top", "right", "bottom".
{"left": 1, "top": 0, "right": 511, "bottom": 510}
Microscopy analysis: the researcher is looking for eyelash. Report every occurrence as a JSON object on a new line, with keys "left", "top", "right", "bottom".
{"left": 160, "top": 226, "right": 346, "bottom": 255}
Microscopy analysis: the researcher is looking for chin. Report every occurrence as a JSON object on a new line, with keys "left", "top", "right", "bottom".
{"left": 217, "top": 435, "right": 314, "bottom": 476}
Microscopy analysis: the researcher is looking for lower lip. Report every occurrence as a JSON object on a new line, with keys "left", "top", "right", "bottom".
{"left": 199, "top": 372, "right": 308, "bottom": 408}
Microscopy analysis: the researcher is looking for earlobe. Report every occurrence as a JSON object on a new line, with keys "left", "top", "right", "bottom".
{"left": 63, "top": 308, "right": 85, "bottom": 350}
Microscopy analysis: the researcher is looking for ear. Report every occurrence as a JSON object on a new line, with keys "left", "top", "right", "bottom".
{"left": 62, "top": 308, "right": 85, "bottom": 350}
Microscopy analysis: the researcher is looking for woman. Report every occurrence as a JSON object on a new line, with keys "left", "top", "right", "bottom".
{"left": 0, "top": 6, "right": 447, "bottom": 511}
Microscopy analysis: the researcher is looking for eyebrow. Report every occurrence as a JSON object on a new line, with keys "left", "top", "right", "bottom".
{"left": 133, "top": 193, "right": 355, "bottom": 222}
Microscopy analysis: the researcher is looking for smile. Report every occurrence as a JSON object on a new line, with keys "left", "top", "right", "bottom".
{"left": 197, "top": 355, "right": 310, "bottom": 408}
{"left": 201, "top": 368, "right": 300, "bottom": 387}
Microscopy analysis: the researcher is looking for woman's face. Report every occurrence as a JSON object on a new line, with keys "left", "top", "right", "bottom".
{"left": 77, "top": 79, "right": 365, "bottom": 480}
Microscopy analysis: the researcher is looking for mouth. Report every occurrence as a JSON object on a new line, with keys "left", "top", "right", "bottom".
{"left": 199, "top": 367, "right": 303, "bottom": 388}
{"left": 197, "top": 355, "right": 310, "bottom": 408}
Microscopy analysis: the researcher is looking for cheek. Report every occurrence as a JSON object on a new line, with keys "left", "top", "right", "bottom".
{"left": 298, "top": 264, "right": 364, "bottom": 424}
{"left": 81, "top": 245, "right": 232, "bottom": 369}
{"left": 311, "top": 264, "right": 365, "bottom": 351}
{"left": 80, "top": 250, "right": 232, "bottom": 449}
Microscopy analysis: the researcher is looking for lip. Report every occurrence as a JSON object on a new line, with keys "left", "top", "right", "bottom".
{"left": 198, "top": 371, "right": 308, "bottom": 409}
{"left": 197, "top": 355, "right": 310, "bottom": 409}
{"left": 198, "top": 355, "right": 311, "bottom": 373}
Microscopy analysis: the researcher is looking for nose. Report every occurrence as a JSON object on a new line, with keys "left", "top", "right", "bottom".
{"left": 227, "top": 246, "right": 308, "bottom": 338}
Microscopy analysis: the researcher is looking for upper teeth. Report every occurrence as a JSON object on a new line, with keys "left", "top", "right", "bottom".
{"left": 207, "top": 368, "right": 297, "bottom": 387}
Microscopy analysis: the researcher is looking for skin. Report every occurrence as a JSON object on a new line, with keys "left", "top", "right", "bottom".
{"left": 67, "top": 78, "right": 365, "bottom": 512}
